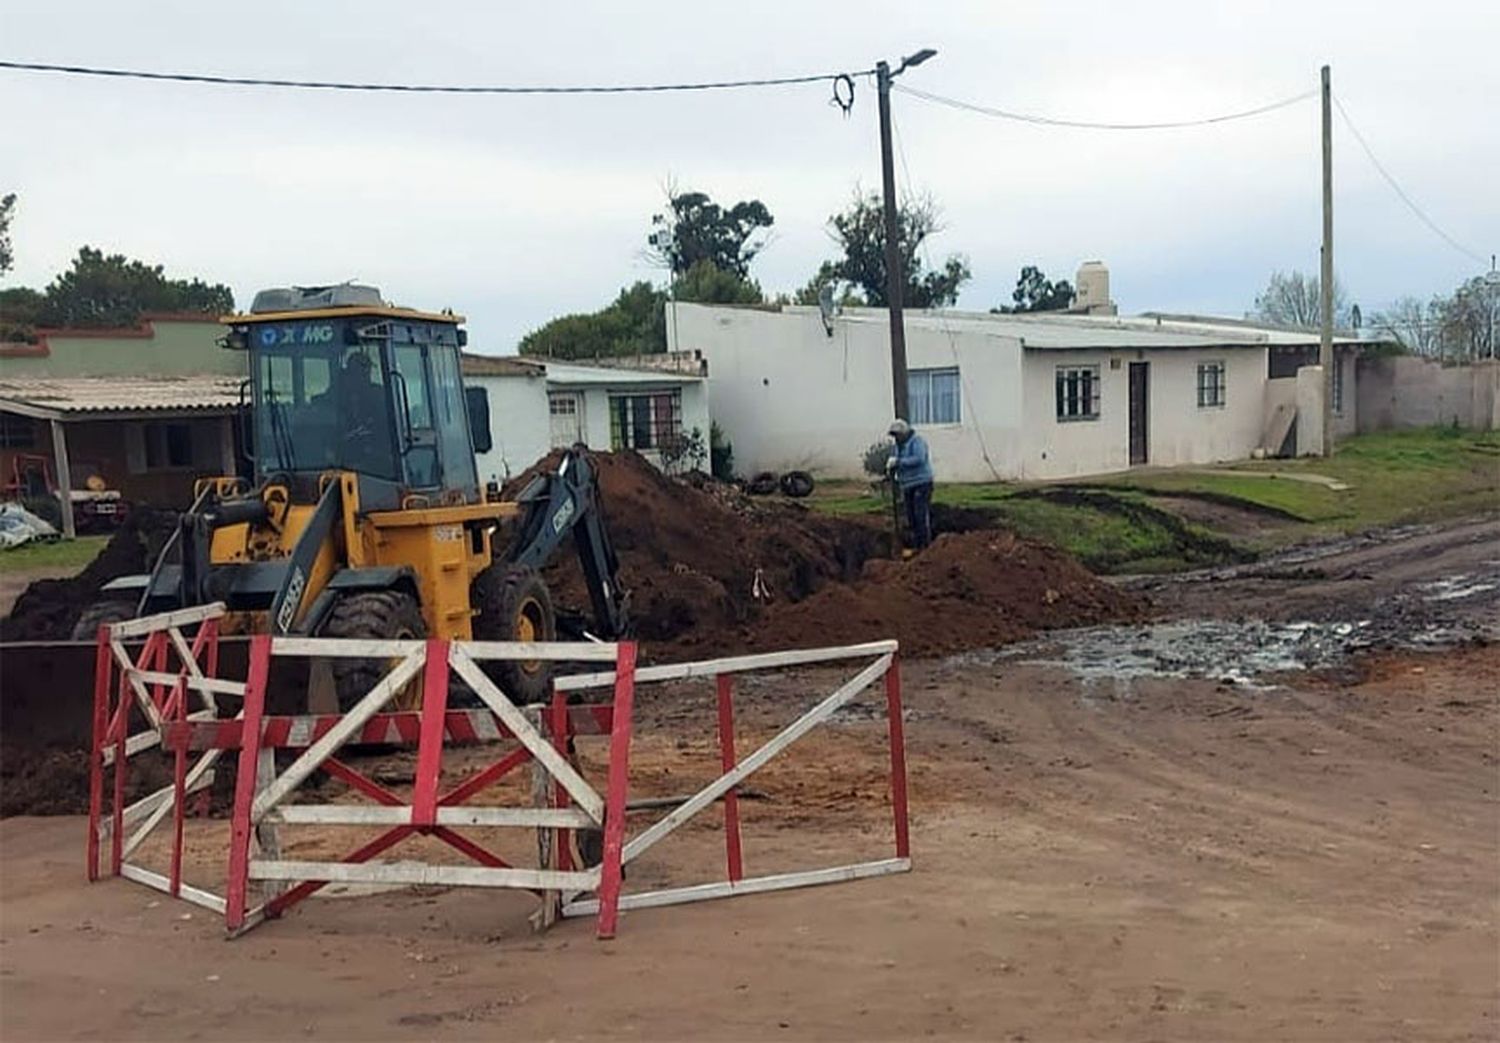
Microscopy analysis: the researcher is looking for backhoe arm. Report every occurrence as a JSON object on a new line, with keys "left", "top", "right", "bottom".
{"left": 504, "top": 448, "right": 630, "bottom": 638}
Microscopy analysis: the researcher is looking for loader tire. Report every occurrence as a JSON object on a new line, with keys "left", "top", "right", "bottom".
{"left": 70, "top": 599, "right": 139, "bottom": 642}
{"left": 471, "top": 564, "right": 556, "bottom": 705}
{"left": 321, "top": 590, "right": 427, "bottom": 713}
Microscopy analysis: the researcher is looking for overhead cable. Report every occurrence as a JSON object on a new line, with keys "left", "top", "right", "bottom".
{"left": 0, "top": 59, "right": 871, "bottom": 96}
{"left": 892, "top": 82, "right": 1315, "bottom": 130}
{"left": 1331, "top": 93, "right": 1487, "bottom": 266}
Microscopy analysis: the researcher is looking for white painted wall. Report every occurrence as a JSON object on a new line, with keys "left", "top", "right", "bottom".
{"left": 468, "top": 371, "right": 550, "bottom": 484}
{"left": 1019, "top": 347, "right": 1271, "bottom": 478}
{"left": 467, "top": 368, "right": 710, "bottom": 482}
{"left": 673, "top": 303, "right": 1023, "bottom": 482}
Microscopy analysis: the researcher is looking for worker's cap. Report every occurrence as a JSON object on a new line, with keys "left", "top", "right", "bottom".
{"left": 888, "top": 419, "right": 911, "bottom": 437}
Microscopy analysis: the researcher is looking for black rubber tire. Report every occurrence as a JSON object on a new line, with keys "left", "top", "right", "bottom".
{"left": 746, "top": 471, "right": 779, "bottom": 496}
{"left": 471, "top": 564, "right": 557, "bottom": 705}
{"left": 70, "top": 599, "right": 139, "bottom": 641}
{"left": 779, "top": 470, "right": 815, "bottom": 498}
{"left": 321, "top": 590, "right": 427, "bottom": 713}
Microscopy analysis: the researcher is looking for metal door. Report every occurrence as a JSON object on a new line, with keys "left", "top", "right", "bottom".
{"left": 1128, "top": 362, "right": 1149, "bottom": 466}
{"left": 549, "top": 392, "right": 584, "bottom": 448}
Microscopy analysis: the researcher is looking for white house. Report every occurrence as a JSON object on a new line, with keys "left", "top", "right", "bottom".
{"left": 461, "top": 354, "right": 710, "bottom": 483}
{"left": 668, "top": 292, "right": 1364, "bottom": 483}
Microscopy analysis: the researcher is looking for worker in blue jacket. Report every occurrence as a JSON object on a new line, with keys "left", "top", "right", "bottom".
{"left": 885, "top": 419, "right": 934, "bottom": 550}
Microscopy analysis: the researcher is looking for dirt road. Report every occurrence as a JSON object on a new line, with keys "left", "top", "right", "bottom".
{"left": 2, "top": 636, "right": 1495, "bottom": 1041}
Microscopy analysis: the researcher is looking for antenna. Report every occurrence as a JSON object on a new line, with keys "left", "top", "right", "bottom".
{"left": 817, "top": 282, "right": 838, "bottom": 337}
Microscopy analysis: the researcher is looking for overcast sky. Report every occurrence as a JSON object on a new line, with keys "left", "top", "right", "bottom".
{"left": 3, "top": 0, "right": 1496, "bottom": 353}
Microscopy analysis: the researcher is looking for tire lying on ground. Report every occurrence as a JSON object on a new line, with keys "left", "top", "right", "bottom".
{"left": 471, "top": 563, "right": 557, "bottom": 705}
{"left": 746, "top": 471, "right": 779, "bottom": 496}
{"left": 321, "top": 590, "right": 427, "bottom": 713}
{"left": 69, "top": 599, "right": 139, "bottom": 641}
{"left": 779, "top": 470, "right": 815, "bottom": 498}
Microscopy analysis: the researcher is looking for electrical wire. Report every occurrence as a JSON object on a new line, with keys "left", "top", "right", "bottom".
{"left": 0, "top": 58, "right": 870, "bottom": 96}
{"left": 892, "top": 82, "right": 1315, "bottom": 130}
{"left": 1332, "top": 92, "right": 1487, "bottom": 266}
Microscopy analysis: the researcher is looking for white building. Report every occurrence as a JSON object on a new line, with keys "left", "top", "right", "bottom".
{"left": 669, "top": 294, "right": 1363, "bottom": 483}
{"left": 461, "top": 355, "right": 710, "bottom": 483}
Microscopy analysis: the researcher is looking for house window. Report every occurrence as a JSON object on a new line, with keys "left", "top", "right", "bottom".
{"left": 1196, "top": 361, "right": 1227, "bottom": 408}
{"left": 0, "top": 413, "right": 36, "bottom": 448}
{"left": 609, "top": 390, "right": 681, "bottom": 451}
{"left": 907, "top": 367, "right": 961, "bottom": 425}
{"left": 1055, "top": 365, "right": 1101, "bottom": 421}
{"left": 1331, "top": 356, "right": 1345, "bottom": 414}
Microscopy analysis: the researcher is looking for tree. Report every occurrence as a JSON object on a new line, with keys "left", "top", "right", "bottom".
{"left": 0, "top": 193, "right": 15, "bottom": 276}
{"left": 1372, "top": 296, "right": 1440, "bottom": 356}
{"left": 519, "top": 281, "right": 667, "bottom": 360}
{"left": 803, "top": 190, "right": 971, "bottom": 309}
{"left": 671, "top": 259, "right": 764, "bottom": 305}
{"left": 1252, "top": 269, "right": 1351, "bottom": 329}
{"left": 1434, "top": 275, "right": 1498, "bottom": 360}
{"left": 993, "top": 265, "right": 1075, "bottom": 313}
{"left": 647, "top": 188, "right": 774, "bottom": 280}
{"left": 36, "top": 246, "right": 234, "bottom": 328}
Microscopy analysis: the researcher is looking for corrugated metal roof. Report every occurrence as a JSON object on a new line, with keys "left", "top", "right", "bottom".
{"left": 0, "top": 375, "right": 243, "bottom": 419}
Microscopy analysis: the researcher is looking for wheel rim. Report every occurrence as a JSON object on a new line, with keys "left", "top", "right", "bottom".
{"left": 516, "top": 596, "right": 546, "bottom": 675}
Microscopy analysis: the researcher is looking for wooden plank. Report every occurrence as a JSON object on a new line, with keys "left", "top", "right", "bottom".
{"left": 109, "top": 604, "right": 227, "bottom": 640}
{"left": 130, "top": 670, "right": 246, "bottom": 698}
{"left": 119, "top": 862, "right": 228, "bottom": 915}
{"left": 447, "top": 645, "right": 604, "bottom": 825}
{"left": 165, "top": 626, "right": 217, "bottom": 714}
{"left": 267, "top": 805, "right": 595, "bottom": 828}
{"left": 110, "top": 639, "right": 163, "bottom": 732}
{"left": 101, "top": 764, "right": 214, "bottom": 841}
{"left": 247, "top": 860, "right": 598, "bottom": 891}
{"left": 251, "top": 646, "right": 425, "bottom": 822}
{"left": 121, "top": 742, "right": 228, "bottom": 861}
{"left": 270, "top": 636, "right": 426, "bottom": 659}
{"left": 553, "top": 640, "right": 901, "bottom": 693}
{"left": 562, "top": 858, "right": 912, "bottom": 917}
{"left": 621, "top": 653, "right": 892, "bottom": 864}
{"left": 460, "top": 640, "right": 620, "bottom": 663}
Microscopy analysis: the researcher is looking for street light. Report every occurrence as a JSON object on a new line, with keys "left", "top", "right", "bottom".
{"left": 875, "top": 47, "right": 938, "bottom": 423}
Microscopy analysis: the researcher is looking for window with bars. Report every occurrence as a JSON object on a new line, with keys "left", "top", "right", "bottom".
{"left": 1196, "top": 361, "right": 1227, "bottom": 408}
{"left": 0, "top": 413, "right": 36, "bottom": 448}
{"left": 907, "top": 367, "right": 961, "bottom": 425}
{"left": 1055, "top": 365, "right": 1101, "bottom": 421}
{"left": 609, "top": 390, "right": 682, "bottom": 451}
{"left": 1332, "top": 356, "right": 1345, "bottom": 414}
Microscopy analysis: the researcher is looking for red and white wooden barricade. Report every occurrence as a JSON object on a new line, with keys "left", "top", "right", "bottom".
{"left": 87, "top": 602, "right": 241, "bottom": 912}
{"left": 549, "top": 639, "right": 910, "bottom": 921}
{"left": 169, "top": 633, "right": 639, "bottom": 938}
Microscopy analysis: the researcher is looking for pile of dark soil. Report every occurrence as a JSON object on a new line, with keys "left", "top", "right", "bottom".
{"left": 509, "top": 451, "right": 1146, "bottom": 657}
{"left": 746, "top": 530, "right": 1146, "bottom": 657}
{"left": 507, "top": 451, "right": 888, "bottom": 651}
{"left": 0, "top": 509, "right": 175, "bottom": 641}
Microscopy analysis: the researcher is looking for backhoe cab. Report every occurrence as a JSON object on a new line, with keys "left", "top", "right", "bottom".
{"left": 78, "top": 284, "right": 629, "bottom": 709}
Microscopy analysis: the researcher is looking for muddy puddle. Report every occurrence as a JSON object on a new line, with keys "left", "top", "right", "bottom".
{"left": 982, "top": 556, "right": 1500, "bottom": 691}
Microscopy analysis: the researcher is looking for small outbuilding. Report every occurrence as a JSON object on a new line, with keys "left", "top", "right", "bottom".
{"left": 461, "top": 354, "right": 710, "bottom": 483}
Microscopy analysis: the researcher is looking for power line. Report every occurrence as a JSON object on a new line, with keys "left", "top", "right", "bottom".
{"left": 0, "top": 58, "right": 871, "bottom": 96}
{"left": 1331, "top": 92, "right": 1487, "bottom": 266}
{"left": 892, "top": 82, "right": 1314, "bottom": 130}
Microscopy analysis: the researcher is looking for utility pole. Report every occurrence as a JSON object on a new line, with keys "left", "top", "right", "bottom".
{"left": 1319, "top": 63, "right": 1335, "bottom": 457}
{"left": 876, "top": 48, "right": 937, "bottom": 423}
